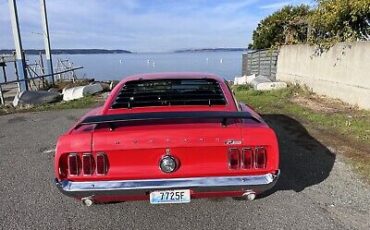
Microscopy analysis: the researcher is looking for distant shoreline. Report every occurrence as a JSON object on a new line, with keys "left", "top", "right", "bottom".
{"left": 174, "top": 48, "right": 247, "bottom": 53}
{"left": 1, "top": 48, "right": 247, "bottom": 55}
{"left": 0, "top": 49, "right": 132, "bottom": 55}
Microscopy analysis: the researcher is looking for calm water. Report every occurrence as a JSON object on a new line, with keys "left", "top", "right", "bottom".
{"left": 3, "top": 51, "right": 243, "bottom": 82}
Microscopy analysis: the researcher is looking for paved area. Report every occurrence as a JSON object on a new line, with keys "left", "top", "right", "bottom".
{"left": 0, "top": 109, "right": 369, "bottom": 229}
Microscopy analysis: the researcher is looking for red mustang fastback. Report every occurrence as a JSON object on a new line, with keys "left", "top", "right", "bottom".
{"left": 55, "top": 72, "right": 279, "bottom": 206}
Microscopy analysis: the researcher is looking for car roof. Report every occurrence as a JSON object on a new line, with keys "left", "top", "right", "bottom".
{"left": 122, "top": 72, "right": 225, "bottom": 83}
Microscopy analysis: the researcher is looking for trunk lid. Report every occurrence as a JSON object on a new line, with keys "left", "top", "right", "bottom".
{"left": 91, "top": 121, "right": 242, "bottom": 180}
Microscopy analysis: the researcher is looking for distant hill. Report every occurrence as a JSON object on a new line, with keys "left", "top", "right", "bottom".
{"left": 174, "top": 48, "right": 247, "bottom": 53}
{"left": 0, "top": 49, "right": 132, "bottom": 55}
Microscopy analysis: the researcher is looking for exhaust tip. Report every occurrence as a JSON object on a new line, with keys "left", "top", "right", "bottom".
{"left": 81, "top": 197, "right": 94, "bottom": 206}
{"left": 242, "top": 191, "right": 256, "bottom": 201}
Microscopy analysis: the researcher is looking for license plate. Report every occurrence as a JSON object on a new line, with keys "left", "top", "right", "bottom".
{"left": 150, "top": 189, "right": 191, "bottom": 204}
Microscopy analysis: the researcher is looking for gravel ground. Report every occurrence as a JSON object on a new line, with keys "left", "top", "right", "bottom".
{"left": 0, "top": 109, "right": 369, "bottom": 229}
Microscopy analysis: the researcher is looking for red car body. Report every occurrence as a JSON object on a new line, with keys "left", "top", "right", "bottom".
{"left": 55, "top": 72, "right": 279, "bottom": 205}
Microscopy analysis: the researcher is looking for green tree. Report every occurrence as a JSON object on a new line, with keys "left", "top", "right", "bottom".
{"left": 309, "top": 0, "right": 370, "bottom": 49}
{"left": 250, "top": 5, "right": 311, "bottom": 49}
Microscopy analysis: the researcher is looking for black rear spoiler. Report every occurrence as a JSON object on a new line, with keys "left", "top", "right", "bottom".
{"left": 75, "top": 111, "right": 261, "bottom": 129}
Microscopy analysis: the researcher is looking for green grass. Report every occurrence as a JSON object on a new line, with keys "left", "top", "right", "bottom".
{"left": 0, "top": 95, "right": 102, "bottom": 115}
{"left": 234, "top": 85, "right": 370, "bottom": 141}
{"left": 32, "top": 96, "right": 101, "bottom": 111}
{"left": 234, "top": 85, "right": 370, "bottom": 181}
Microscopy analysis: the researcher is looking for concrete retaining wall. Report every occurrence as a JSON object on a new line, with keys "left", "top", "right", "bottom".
{"left": 276, "top": 42, "right": 370, "bottom": 109}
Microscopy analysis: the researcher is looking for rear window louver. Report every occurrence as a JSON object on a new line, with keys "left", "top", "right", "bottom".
{"left": 111, "top": 79, "right": 226, "bottom": 109}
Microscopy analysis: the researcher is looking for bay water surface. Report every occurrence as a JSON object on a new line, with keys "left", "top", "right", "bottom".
{"left": 21, "top": 51, "right": 243, "bottom": 81}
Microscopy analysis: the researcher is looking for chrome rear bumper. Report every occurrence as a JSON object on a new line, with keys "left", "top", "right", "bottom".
{"left": 55, "top": 170, "right": 280, "bottom": 198}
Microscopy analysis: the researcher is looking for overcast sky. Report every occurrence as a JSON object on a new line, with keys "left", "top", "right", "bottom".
{"left": 0, "top": 0, "right": 311, "bottom": 52}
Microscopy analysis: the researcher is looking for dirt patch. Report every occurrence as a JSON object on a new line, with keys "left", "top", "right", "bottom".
{"left": 290, "top": 94, "right": 356, "bottom": 114}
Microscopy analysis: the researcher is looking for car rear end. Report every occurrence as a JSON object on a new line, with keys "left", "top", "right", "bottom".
{"left": 54, "top": 73, "right": 279, "bottom": 205}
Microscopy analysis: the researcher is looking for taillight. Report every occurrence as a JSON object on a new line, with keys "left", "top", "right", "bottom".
{"left": 96, "top": 153, "right": 108, "bottom": 175}
{"left": 228, "top": 148, "right": 240, "bottom": 169}
{"left": 82, "top": 154, "right": 94, "bottom": 175}
{"left": 242, "top": 148, "right": 253, "bottom": 169}
{"left": 254, "top": 147, "right": 267, "bottom": 168}
{"left": 68, "top": 153, "right": 79, "bottom": 175}
{"left": 228, "top": 146, "right": 267, "bottom": 170}
{"left": 64, "top": 152, "right": 109, "bottom": 176}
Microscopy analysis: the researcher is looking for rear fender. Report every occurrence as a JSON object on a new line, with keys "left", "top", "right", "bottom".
{"left": 240, "top": 126, "right": 279, "bottom": 171}
{"left": 55, "top": 133, "right": 92, "bottom": 180}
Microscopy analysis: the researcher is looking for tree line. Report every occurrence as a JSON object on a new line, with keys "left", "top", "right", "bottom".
{"left": 249, "top": 0, "right": 370, "bottom": 50}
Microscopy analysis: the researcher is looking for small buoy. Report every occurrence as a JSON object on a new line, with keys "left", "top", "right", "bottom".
{"left": 119, "top": 59, "right": 123, "bottom": 64}
{"left": 147, "top": 59, "right": 150, "bottom": 64}
{"left": 219, "top": 58, "right": 223, "bottom": 64}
